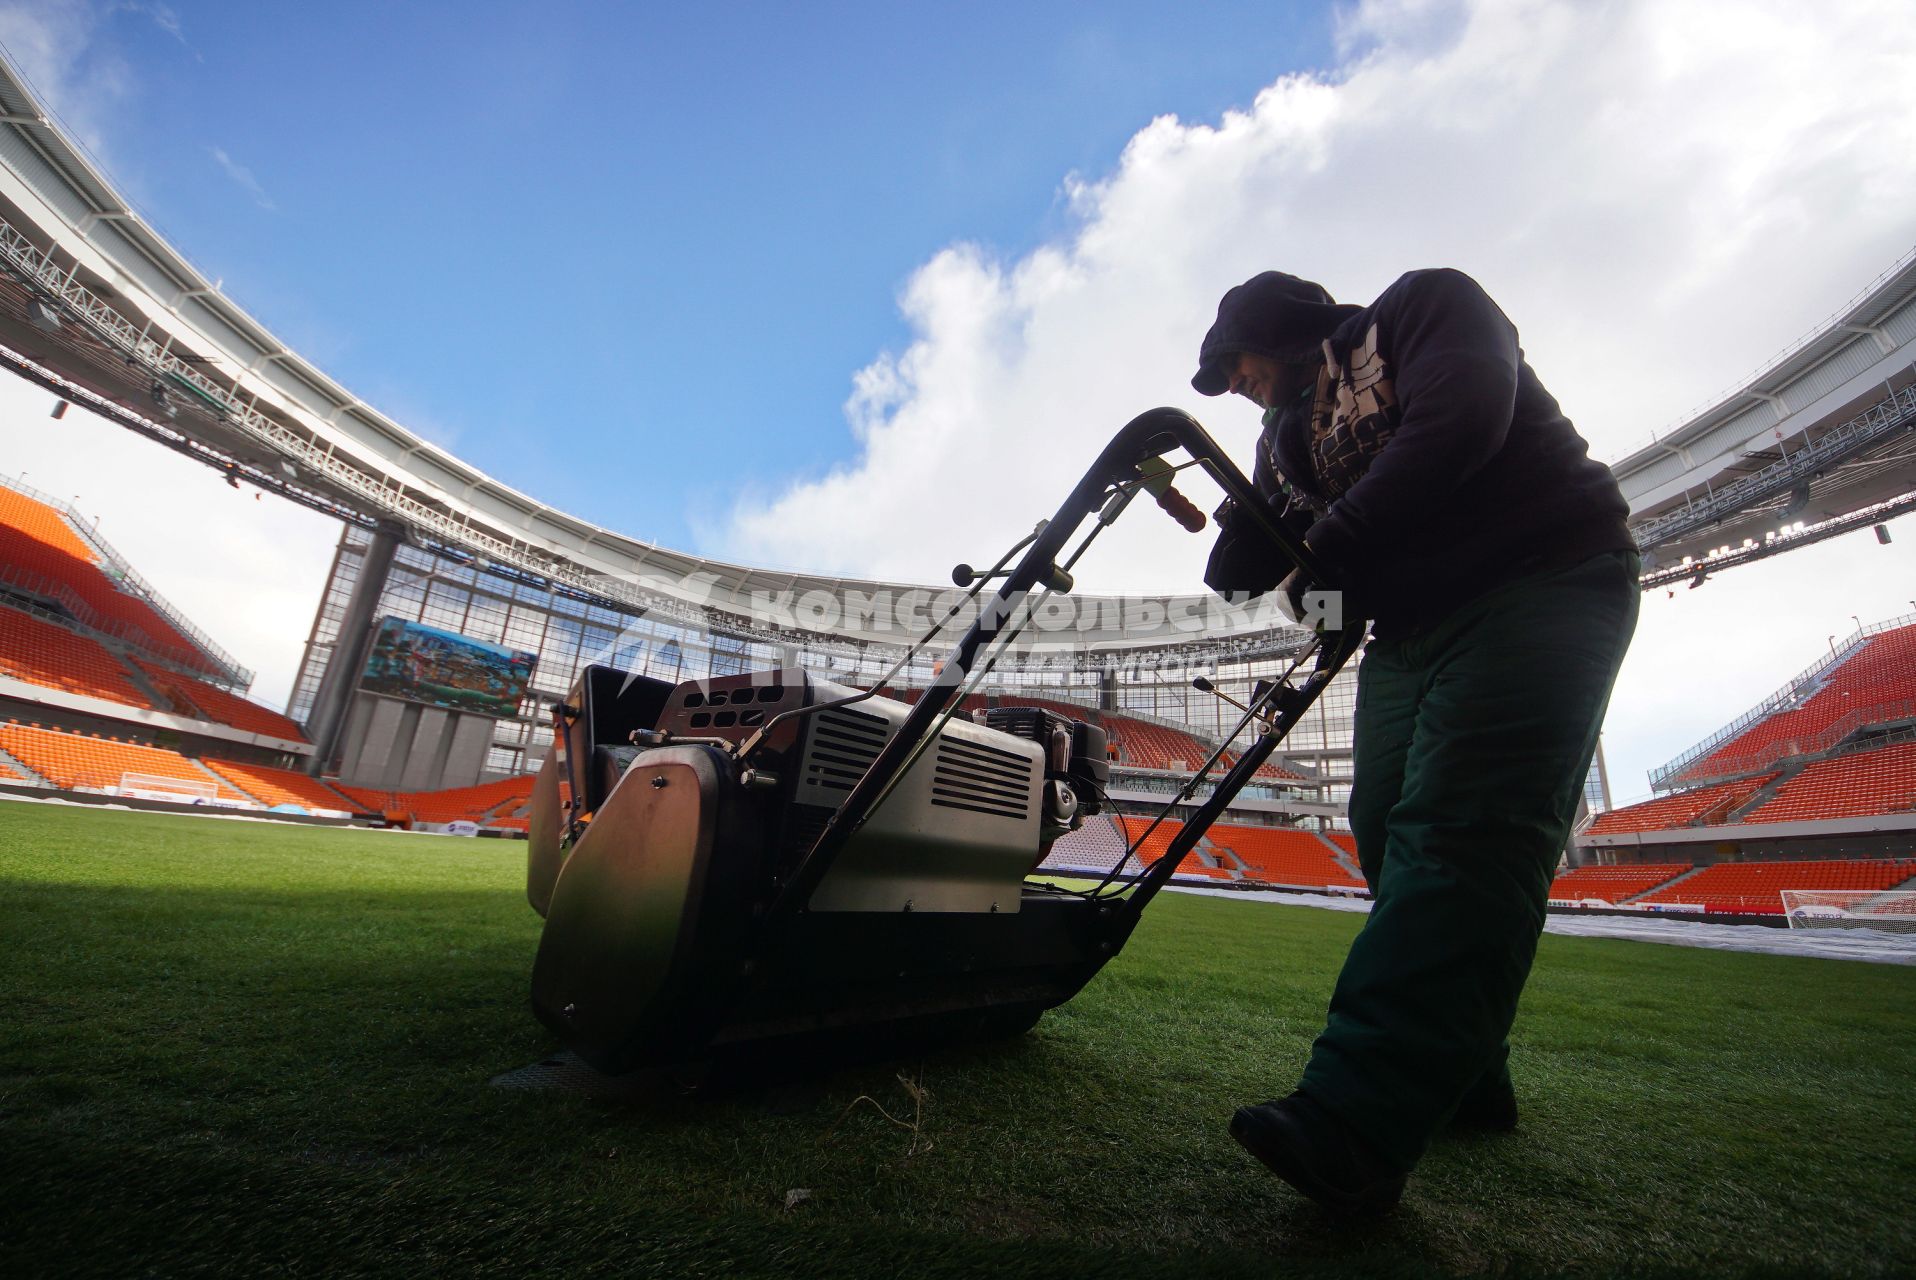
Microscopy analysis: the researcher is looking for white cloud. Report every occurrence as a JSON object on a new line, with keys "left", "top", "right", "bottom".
{"left": 207, "top": 144, "right": 275, "bottom": 211}
{"left": 0, "top": 375, "right": 342, "bottom": 712}
{"left": 715, "top": 0, "right": 1916, "bottom": 793}
{"left": 0, "top": 0, "right": 134, "bottom": 158}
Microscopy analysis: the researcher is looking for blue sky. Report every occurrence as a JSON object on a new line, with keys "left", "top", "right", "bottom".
{"left": 30, "top": 0, "right": 1333, "bottom": 547}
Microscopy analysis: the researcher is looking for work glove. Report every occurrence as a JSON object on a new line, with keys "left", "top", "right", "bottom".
{"left": 1279, "top": 552, "right": 1366, "bottom": 634}
{"left": 1202, "top": 497, "right": 1285, "bottom": 600}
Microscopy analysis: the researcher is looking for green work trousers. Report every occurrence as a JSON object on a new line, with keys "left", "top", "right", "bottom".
{"left": 1299, "top": 549, "right": 1640, "bottom": 1171}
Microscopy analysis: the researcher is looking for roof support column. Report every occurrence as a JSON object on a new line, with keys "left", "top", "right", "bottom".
{"left": 303, "top": 520, "right": 403, "bottom": 777}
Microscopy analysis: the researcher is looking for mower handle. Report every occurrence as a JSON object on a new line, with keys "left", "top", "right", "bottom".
{"left": 760, "top": 407, "right": 1344, "bottom": 928}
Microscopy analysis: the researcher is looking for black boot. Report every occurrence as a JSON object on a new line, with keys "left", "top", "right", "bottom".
{"left": 1229, "top": 1092, "right": 1407, "bottom": 1215}
{"left": 1450, "top": 1075, "right": 1519, "bottom": 1133}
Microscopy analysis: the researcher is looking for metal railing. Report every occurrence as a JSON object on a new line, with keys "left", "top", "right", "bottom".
{"left": 1631, "top": 383, "right": 1916, "bottom": 551}
{"left": 1649, "top": 631, "right": 1870, "bottom": 789}
{"left": 1647, "top": 611, "right": 1916, "bottom": 789}
{"left": 0, "top": 557, "right": 228, "bottom": 676}
{"left": 1656, "top": 693, "right": 1916, "bottom": 793}
{"left": 0, "top": 470, "right": 253, "bottom": 686}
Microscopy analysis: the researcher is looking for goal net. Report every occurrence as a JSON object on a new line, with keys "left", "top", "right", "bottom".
{"left": 116, "top": 772, "right": 220, "bottom": 804}
{"left": 1780, "top": 889, "right": 1916, "bottom": 934}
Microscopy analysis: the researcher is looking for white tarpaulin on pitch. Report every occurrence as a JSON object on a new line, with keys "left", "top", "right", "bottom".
{"left": 1170, "top": 887, "right": 1916, "bottom": 966}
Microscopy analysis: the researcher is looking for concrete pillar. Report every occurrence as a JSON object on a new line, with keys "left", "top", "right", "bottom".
{"left": 304, "top": 521, "right": 402, "bottom": 776}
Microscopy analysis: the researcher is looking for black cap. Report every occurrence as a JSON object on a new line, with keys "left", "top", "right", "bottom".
{"left": 1191, "top": 271, "right": 1355, "bottom": 396}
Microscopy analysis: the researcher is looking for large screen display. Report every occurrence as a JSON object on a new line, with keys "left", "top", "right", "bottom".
{"left": 360, "top": 618, "right": 536, "bottom": 718}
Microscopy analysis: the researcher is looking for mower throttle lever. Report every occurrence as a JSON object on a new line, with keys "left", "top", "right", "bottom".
{"left": 1135, "top": 456, "right": 1207, "bottom": 533}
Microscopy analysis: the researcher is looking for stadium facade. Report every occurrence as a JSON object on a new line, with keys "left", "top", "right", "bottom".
{"left": 285, "top": 520, "right": 1359, "bottom": 807}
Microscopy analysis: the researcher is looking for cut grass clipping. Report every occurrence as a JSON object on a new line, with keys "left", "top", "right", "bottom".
{"left": 2, "top": 804, "right": 1913, "bottom": 1278}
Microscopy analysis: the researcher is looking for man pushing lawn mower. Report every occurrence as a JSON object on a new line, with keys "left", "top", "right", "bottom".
{"left": 1191, "top": 268, "right": 1639, "bottom": 1214}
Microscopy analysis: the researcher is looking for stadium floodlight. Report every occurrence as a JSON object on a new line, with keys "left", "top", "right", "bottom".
{"left": 27, "top": 297, "right": 59, "bottom": 333}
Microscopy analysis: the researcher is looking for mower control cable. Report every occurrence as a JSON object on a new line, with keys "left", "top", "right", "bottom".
{"left": 732, "top": 523, "right": 1047, "bottom": 764}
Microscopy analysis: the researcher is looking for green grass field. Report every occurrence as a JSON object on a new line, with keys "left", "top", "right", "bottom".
{"left": 3, "top": 803, "right": 1913, "bottom": 1278}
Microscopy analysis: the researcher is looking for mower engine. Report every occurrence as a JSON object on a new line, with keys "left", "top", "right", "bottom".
{"left": 524, "top": 666, "right": 1121, "bottom": 1074}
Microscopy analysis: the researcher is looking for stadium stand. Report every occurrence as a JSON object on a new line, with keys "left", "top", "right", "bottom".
{"left": 989, "top": 695, "right": 1307, "bottom": 781}
{"left": 1741, "top": 741, "right": 1916, "bottom": 824}
{"left": 880, "top": 686, "right": 991, "bottom": 715}
{"left": 1104, "top": 717, "right": 1212, "bottom": 772}
{"left": 1633, "top": 858, "right": 1916, "bottom": 915}
{"left": 201, "top": 759, "right": 356, "bottom": 813}
{"left": 1547, "top": 862, "right": 1693, "bottom": 904}
{"left": 133, "top": 660, "right": 307, "bottom": 742}
{"left": 1679, "top": 622, "right": 1916, "bottom": 782}
{"left": 1108, "top": 813, "right": 1235, "bottom": 877}
{"left": 0, "top": 721, "right": 251, "bottom": 801}
{"left": 1208, "top": 824, "right": 1365, "bottom": 889}
{"left": 1587, "top": 775, "right": 1779, "bottom": 834}
{"left": 337, "top": 775, "right": 534, "bottom": 827}
{"left": 1216, "top": 749, "right": 1306, "bottom": 782}
{"left": 1112, "top": 813, "right": 1188, "bottom": 864}
{"left": 0, "top": 484, "right": 214, "bottom": 673}
{"left": 0, "top": 605, "right": 154, "bottom": 708}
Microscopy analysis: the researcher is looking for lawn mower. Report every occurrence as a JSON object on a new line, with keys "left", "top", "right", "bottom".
{"left": 523, "top": 407, "right": 1362, "bottom": 1076}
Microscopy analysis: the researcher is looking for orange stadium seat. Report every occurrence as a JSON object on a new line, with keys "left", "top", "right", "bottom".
{"left": 1209, "top": 824, "right": 1365, "bottom": 889}
{"left": 882, "top": 686, "right": 992, "bottom": 715}
{"left": 1112, "top": 813, "right": 1188, "bottom": 864}
{"left": 201, "top": 759, "right": 358, "bottom": 813}
{"left": 1741, "top": 742, "right": 1916, "bottom": 824}
{"left": 982, "top": 694, "right": 1297, "bottom": 782}
{"left": 1587, "top": 775, "right": 1777, "bottom": 834}
{"left": 134, "top": 660, "right": 307, "bottom": 742}
{"left": 1681, "top": 623, "right": 1916, "bottom": 781}
{"left": 0, "top": 722, "right": 252, "bottom": 801}
{"left": 1103, "top": 715, "right": 1213, "bottom": 772}
{"left": 1548, "top": 862, "right": 1693, "bottom": 903}
{"left": 1216, "top": 748, "right": 1307, "bottom": 782}
{"left": 0, "top": 605, "right": 153, "bottom": 709}
{"left": 337, "top": 775, "right": 535, "bottom": 828}
{"left": 1108, "top": 813, "right": 1228, "bottom": 877}
{"left": 1634, "top": 858, "right": 1916, "bottom": 915}
{"left": 0, "top": 487, "right": 215, "bottom": 672}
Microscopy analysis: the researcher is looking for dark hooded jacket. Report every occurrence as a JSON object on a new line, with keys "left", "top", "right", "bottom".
{"left": 1199, "top": 268, "right": 1633, "bottom": 637}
